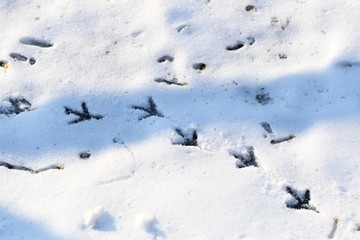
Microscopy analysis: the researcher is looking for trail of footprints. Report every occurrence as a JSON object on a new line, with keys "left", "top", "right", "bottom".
{"left": 155, "top": 12, "right": 257, "bottom": 86}
{"left": 0, "top": 23, "right": 314, "bottom": 216}
{"left": 0, "top": 36, "right": 59, "bottom": 173}
{"left": 1, "top": 7, "right": 358, "bottom": 237}
{"left": 0, "top": 95, "right": 301, "bottom": 212}
{"left": 155, "top": 53, "right": 207, "bottom": 86}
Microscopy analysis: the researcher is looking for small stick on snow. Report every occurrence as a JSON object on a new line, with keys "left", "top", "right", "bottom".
{"left": 0, "top": 161, "right": 64, "bottom": 174}
{"left": 270, "top": 134, "right": 295, "bottom": 144}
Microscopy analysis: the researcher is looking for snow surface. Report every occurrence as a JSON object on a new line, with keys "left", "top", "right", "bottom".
{"left": 1, "top": 0, "right": 360, "bottom": 239}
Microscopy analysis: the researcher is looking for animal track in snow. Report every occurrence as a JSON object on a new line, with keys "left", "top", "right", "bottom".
{"left": 19, "top": 37, "right": 53, "bottom": 48}
{"left": 192, "top": 63, "right": 206, "bottom": 71}
{"left": 176, "top": 24, "right": 190, "bottom": 33}
{"left": 172, "top": 127, "right": 198, "bottom": 147}
{"left": 231, "top": 146, "right": 259, "bottom": 168}
{"left": 78, "top": 151, "right": 91, "bottom": 159}
{"left": 285, "top": 186, "right": 318, "bottom": 212}
{"left": 336, "top": 61, "right": 360, "bottom": 68}
{"left": 131, "top": 96, "right": 164, "bottom": 120}
{"left": 29, "top": 57, "right": 36, "bottom": 65}
{"left": 64, "top": 102, "right": 103, "bottom": 124}
{"left": 356, "top": 223, "right": 360, "bottom": 231}
{"left": 226, "top": 37, "right": 255, "bottom": 51}
{"left": 271, "top": 17, "right": 290, "bottom": 31}
{"left": 0, "top": 96, "right": 31, "bottom": 116}
{"left": 157, "top": 55, "right": 174, "bottom": 63}
{"left": 247, "top": 37, "right": 256, "bottom": 46}
{"left": 154, "top": 77, "right": 187, "bottom": 86}
{"left": 9, "top": 53, "right": 36, "bottom": 65}
{"left": 245, "top": 5, "right": 256, "bottom": 11}
{"left": 279, "top": 53, "right": 287, "bottom": 59}
{"left": 9, "top": 53, "right": 27, "bottom": 61}
{"left": 260, "top": 122, "right": 273, "bottom": 134}
{"left": 256, "top": 88, "right": 272, "bottom": 105}
{"left": 226, "top": 41, "right": 244, "bottom": 51}
{"left": 155, "top": 55, "right": 187, "bottom": 85}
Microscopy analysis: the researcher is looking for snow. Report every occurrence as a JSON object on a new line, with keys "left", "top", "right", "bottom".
{"left": 1, "top": 0, "right": 360, "bottom": 239}
{"left": 82, "top": 206, "right": 115, "bottom": 231}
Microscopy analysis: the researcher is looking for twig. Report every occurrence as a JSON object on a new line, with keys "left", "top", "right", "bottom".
{"left": 154, "top": 78, "right": 187, "bottom": 86}
{"left": 0, "top": 161, "right": 63, "bottom": 174}
{"left": 271, "top": 134, "right": 295, "bottom": 144}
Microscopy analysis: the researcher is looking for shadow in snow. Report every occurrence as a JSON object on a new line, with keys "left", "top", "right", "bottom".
{"left": 0, "top": 207, "right": 66, "bottom": 240}
{"left": 144, "top": 218, "right": 167, "bottom": 239}
{"left": 0, "top": 60, "right": 359, "bottom": 163}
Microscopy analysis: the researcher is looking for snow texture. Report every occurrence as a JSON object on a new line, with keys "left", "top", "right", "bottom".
{"left": 1, "top": 0, "right": 360, "bottom": 239}
{"left": 82, "top": 206, "right": 115, "bottom": 232}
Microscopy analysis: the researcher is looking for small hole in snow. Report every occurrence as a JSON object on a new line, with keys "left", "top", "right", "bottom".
{"left": 19, "top": 37, "right": 53, "bottom": 48}
{"left": 29, "top": 57, "right": 36, "bottom": 65}
{"left": 9, "top": 53, "right": 27, "bottom": 61}
{"left": 78, "top": 151, "right": 91, "bottom": 159}
{"left": 192, "top": 63, "right": 206, "bottom": 71}
{"left": 157, "top": 55, "right": 174, "bottom": 63}
{"left": 226, "top": 41, "right": 244, "bottom": 51}
{"left": 245, "top": 5, "right": 256, "bottom": 11}
{"left": 247, "top": 37, "right": 256, "bottom": 45}
{"left": 279, "top": 53, "right": 287, "bottom": 59}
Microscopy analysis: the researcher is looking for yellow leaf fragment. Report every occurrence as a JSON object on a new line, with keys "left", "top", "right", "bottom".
{"left": 289, "top": 134, "right": 296, "bottom": 139}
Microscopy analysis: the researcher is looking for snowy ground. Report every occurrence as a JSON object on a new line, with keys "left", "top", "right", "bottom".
{"left": 1, "top": 0, "right": 360, "bottom": 239}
